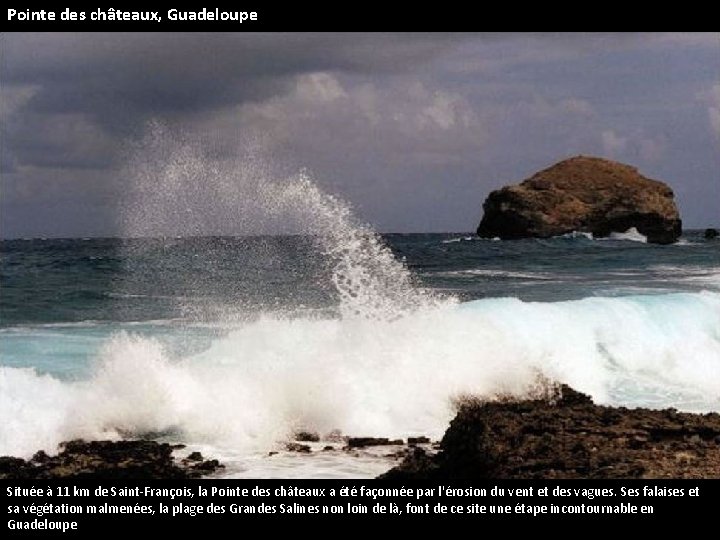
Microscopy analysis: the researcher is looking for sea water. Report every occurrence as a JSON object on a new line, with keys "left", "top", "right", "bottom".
{"left": 1, "top": 131, "right": 718, "bottom": 477}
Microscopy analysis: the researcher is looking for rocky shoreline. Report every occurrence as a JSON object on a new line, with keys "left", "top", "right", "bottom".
{"left": 380, "top": 385, "right": 720, "bottom": 479}
{"left": 3, "top": 385, "right": 719, "bottom": 479}
{"left": 0, "top": 440, "right": 223, "bottom": 479}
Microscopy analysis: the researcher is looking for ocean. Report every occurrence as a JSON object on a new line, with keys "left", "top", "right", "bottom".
{"left": 1, "top": 173, "right": 719, "bottom": 478}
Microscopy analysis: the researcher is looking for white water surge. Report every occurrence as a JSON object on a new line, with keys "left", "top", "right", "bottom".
{"left": 2, "top": 126, "right": 719, "bottom": 478}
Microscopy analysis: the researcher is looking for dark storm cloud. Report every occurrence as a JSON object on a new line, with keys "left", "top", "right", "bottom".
{"left": 1, "top": 32, "right": 718, "bottom": 237}
{"left": 1, "top": 33, "right": 472, "bottom": 179}
{"left": 3, "top": 33, "right": 469, "bottom": 121}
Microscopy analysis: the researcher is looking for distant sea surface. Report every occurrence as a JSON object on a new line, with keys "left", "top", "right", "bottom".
{"left": 1, "top": 231, "right": 719, "bottom": 477}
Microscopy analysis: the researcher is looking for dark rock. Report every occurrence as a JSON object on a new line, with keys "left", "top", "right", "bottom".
{"left": 408, "top": 436, "right": 431, "bottom": 445}
{"left": 0, "top": 457, "right": 33, "bottom": 479}
{"left": 322, "top": 446, "right": 335, "bottom": 452}
{"left": 0, "top": 440, "right": 223, "bottom": 479}
{"left": 381, "top": 385, "right": 720, "bottom": 479}
{"left": 294, "top": 431, "right": 320, "bottom": 442}
{"left": 347, "top": 437, "right": 390, "bottom": 448}
{"left": 705, "top": 228, "right": 719, "bottom": 239}
{"left": 345, "top": 437, "right": 402, "bottom": 448}
{"left": 477, "top": 156, "right": 682, "bottom": 244}
{"left": 378, "top": 448, "right": 438, "bottom": 480}
{"left": 557, "top": 384, "right": 594, "bottom": 406}
{"left": 286, "top": 443, "right": 311, "bottom": 453}
{"left": 268, "top": 451, "right": 278, "bottom": 456}
{"left": 31, "top": 450, "right": 51, "bottom": 464}
{"left": 191, "top": 459, "right": 223, "bottom": 472}
{"left": 185, "top": 451, "right": 203, "bottom": 461}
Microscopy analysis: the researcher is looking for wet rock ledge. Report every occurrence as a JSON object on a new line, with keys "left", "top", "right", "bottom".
{"left": 0, "top": 440, "right": 223, "bottom": 479}
{"left": 380, "top": 385, "right": 720, "bottom": 479}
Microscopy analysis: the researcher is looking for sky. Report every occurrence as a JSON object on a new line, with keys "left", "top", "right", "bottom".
{"left": 1, "top": 32, "right": 719, "bottom": 238}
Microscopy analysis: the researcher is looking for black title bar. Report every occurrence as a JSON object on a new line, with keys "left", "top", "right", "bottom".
{"left": 1, "top": 7, "right": 712, "bottom": 31}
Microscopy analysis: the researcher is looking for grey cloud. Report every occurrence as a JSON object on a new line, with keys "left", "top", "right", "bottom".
{"left": 709, "top": 84, "right": 720, "bottom": 137}
{"left": 1, "top": 32, "right": 718, "bottom": 237}
{"left": 3, "top": 33, "right": 469, "bottom": 120}
{"left": 1, "top": 33, "right": 471, "bottom": 173}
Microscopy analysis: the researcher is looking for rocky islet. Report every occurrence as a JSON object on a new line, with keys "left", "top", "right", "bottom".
{"left": 477, "top": 156, "right": 682, "bottom": 244}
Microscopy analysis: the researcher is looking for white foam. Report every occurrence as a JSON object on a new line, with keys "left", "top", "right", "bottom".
{"left": 558, "top": 231, "right": 594, "bottom": 240}
{"left": 441, "top": 236, "right": 478, "bottom": 244}
{"left": 554, "top": 229, "right": 648, "bottom": 243}
{"left": 433, "top": 269, "right": 554, "bottom": 280}
{"left": 2, "top": 292, "right": 719, "bottom": 460}
{"left": 607, "top": 227, "right": 648, "bottom": 243}
{"left": 0, "top": 368, "right": 75, "bottom": 456}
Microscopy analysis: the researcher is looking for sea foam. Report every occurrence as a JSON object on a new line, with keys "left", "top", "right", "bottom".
{"left": 2, "top": 291, "right": 719, "bottom": 458}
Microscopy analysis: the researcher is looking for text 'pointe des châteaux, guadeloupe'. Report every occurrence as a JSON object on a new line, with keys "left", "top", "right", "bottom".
{"left": 6, "top": 8, "right": 258, "bottom": 23}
